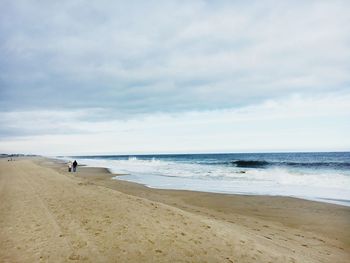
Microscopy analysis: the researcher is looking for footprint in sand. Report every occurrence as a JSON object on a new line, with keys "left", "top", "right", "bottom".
{"left": 104, "top": 219, "right": 112, "bottom": 225}
{"left": 74, "top": 240, "right": 87, "bottom": 248}
{"left": 68, "top": 254, "right": 80, "bottom": 260}
{"left": 312, "top": 237, "right": 325, "bottom": 243}
{"left": 81, "top": 219, "right": 89, "bottom": 225}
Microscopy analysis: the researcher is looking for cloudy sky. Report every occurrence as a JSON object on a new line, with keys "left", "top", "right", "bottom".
{"left": 0, "top": 0, "right": 349, "bottom": 155}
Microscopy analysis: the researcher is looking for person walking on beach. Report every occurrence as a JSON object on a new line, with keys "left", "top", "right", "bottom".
{"left": 68, "top": 161, "right": 72, "bottom": 172}
{"left": 72, "top": 160, "right": 78, "bottom": 172}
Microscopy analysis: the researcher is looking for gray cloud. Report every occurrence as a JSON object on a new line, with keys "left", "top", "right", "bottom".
{"left": 1, "top": 0, "right": 349, "bottom": 117}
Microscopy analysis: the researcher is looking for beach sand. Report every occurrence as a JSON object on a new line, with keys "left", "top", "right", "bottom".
{"left": 0, "top": 158, "right": 349, "bottom": 262}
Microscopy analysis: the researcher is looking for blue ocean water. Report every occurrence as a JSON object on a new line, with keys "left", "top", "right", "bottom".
{"left": 60, "top": 152, "right": 350, "bottom": 206}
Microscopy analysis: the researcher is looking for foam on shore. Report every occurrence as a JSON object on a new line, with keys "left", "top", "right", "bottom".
{"left": 57, "top": 156, "right": 350, "bottom": 206}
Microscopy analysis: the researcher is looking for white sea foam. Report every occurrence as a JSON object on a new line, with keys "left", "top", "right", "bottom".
{"left": 58, "top": 156, "right": 350, "bottom": 206}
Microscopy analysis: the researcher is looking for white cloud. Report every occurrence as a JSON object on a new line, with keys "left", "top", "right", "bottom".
{"left": 1, "top": 1, "right": 349, "bottom": 153}
{"left": 1, "top": 0, "right": 349, "bottom": 113}
{"left": 1, "top": 93, "right": 349, "bottom": 154}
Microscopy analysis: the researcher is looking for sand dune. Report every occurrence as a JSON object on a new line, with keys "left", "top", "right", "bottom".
{"left": 0, "top": 158, "right": 349, "bottom": 262}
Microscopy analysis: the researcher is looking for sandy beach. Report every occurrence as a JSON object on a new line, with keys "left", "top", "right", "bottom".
{"left": 0, "top": 158, "right": 349, "bottom": 262}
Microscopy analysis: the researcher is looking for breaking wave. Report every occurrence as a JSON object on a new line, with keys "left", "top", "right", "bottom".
{"left": 230, "top": 160, "right": 350, "bottom": 169}
{"left": 56, "top": 152, "right": 350, "bottom": 206}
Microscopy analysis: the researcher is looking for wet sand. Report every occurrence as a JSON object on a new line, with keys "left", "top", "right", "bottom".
{"left": 0, "top": 157, "right": 349, "bottom": 262}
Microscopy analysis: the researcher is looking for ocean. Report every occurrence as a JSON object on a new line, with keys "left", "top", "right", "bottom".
{"left": 58, "top": 152, "right": 350, "bottom": 206}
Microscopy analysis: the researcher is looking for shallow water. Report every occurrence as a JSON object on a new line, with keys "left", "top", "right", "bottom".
{"left": 58, "top": 152, "right": 350, "bottom": 206}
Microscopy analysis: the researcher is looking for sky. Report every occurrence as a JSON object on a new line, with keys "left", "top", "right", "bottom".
{"left": 0, "top": 0, "right": 349, "bottom": 155}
